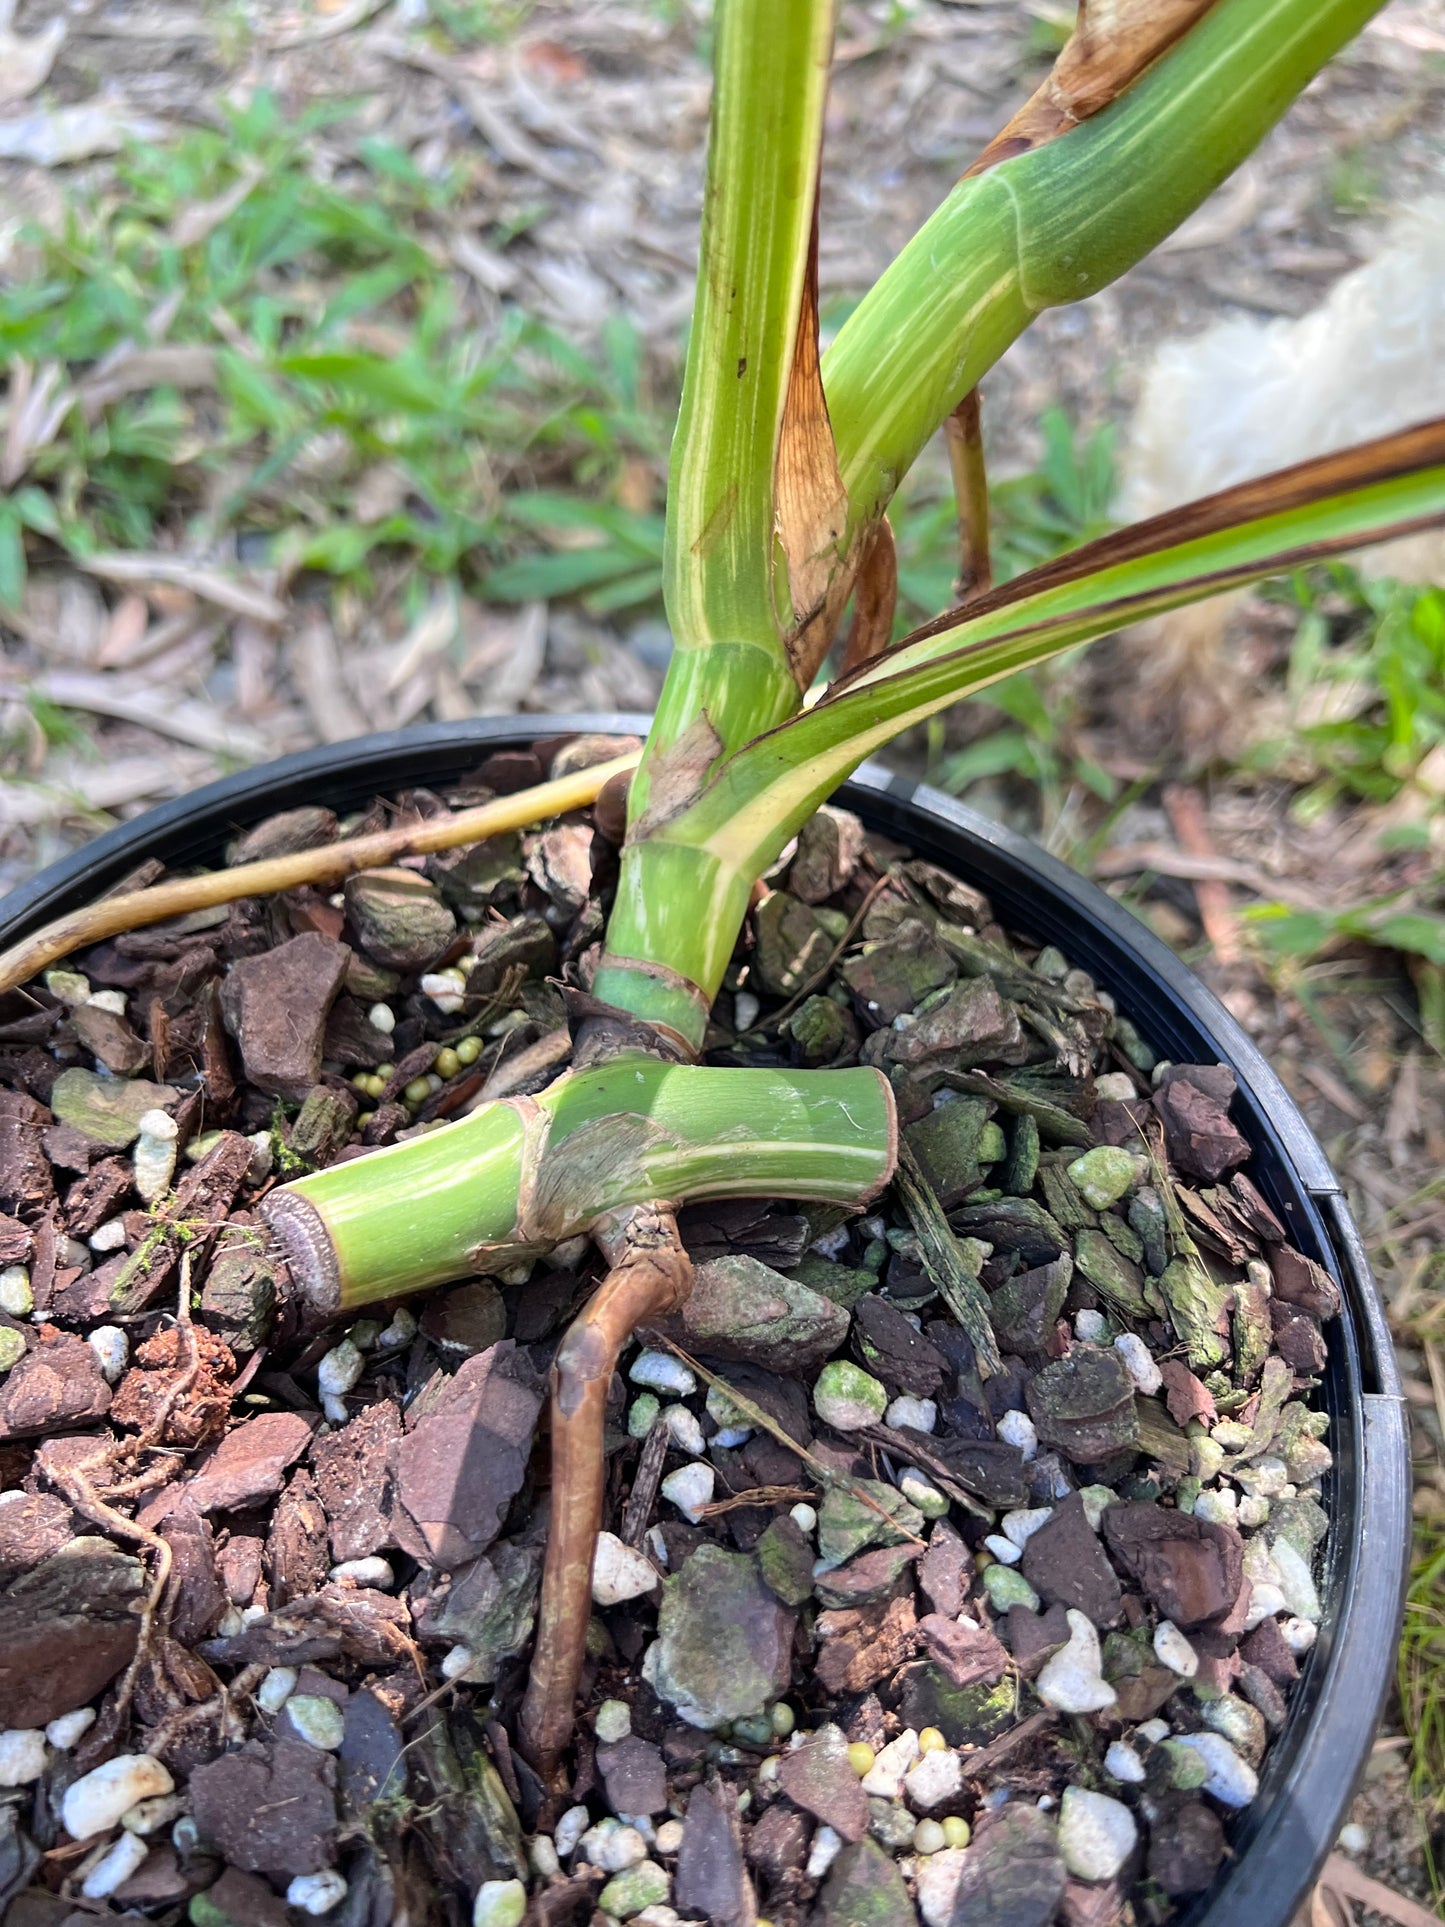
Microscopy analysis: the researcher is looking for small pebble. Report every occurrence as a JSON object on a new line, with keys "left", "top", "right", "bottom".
{"left": 63, "top": 1755, "right": 174, "bottom": 1840}
{"left": 595, "top": 1700, "right": 632, "bottom": 1744}
{"left": 789, "top": 1502, "right": 817, "bottom": 1535}
{"left": 1170, "top": 1732, "right": 1258, "bottom": 1806}
{"left": 555, "top": 1805, "right": 590, "bottom": 1859}
{"left": 1113, "top": 1331, "right": 1163, "bottom": 1395}
{"left": 1271, "top": 1536, "right": 1321, "bottom": 1622}
{"left": 733, "top": 990, "right": 760, "bottom": 1032}
{"left": 87, "top": 989, "right": 128, "bottom": 1015}
{"left": 420, "top": 973, "right": 467, "bottom": 1016}
{"left": 0, "top": 1730, "right": 47, "bottom": 1786}
{"left": 45, "top": 969, "right": 91, "bottom": 1006}
{"left": 288, "top": 1870, "right": 349, "bottom": 1916}
{"left": 629, "top": 1351, "right": 695, "bottom": 1397}
{"left": 1282, "top": 1616, "right": 1318, "bottom": 1656}
{"left": 1239, "top": 1495, "right": 1271, "bottom": 1529}
{"left": 472, "top": 1882, "right": 526, "bottom": 1927}
{"left": 593, "top": 1531, "right": 661, "bottom": 1607}
{"left": 996, "top": 1409, "right": 1037, "bottom": 1459}
{"left": 982, "top": 1564, "right": 1040, "bottom": 1613}
{"left": 660, "top": 1463, "right": 714, "bottom": 1524}
{"left": 442, "top": 1646, "right": 478, "bottom": 1681}
{"left": 89, "top": 1219, "right": 127, "bottom": 1254}
{"left": 1137, "top": 1718, "right": 1171, "bottom": 1744}
{"left": 897, "top": 1467, "right": 949, "bottom": 1518}
{"left": 1094, "top": 1072, "right": 1138, "bottom": 1101}
{"left": 1194, "top": 1487, "right": 1238, "bottom": 1527}
{"left": 1104, "top": 1741, "right": 1146, "bottom": 1784}
{"left": 1153, "top": 1620, "right": 1199, "bottom": 1678}
{"left": 286, "top": 1695, "right": 346, "bottom": 1751}
{"left": 1057, "top": 1785, "right": 1138, "bottom": 1881}
{"left": 813, "top": 1360, "right": 888, "bottom": 1432}
{"left": 133, "top": 1128, "right": 177, "bottom": 1204}
{"left": 913, "top": 1818, "right": 946, "bottom": 1855}
{"left": 0, "top": 1329, "right": 26, "bottom": 1371}
{"left": 598, "top": 1860, "right": 671, "bottom": 1918}
{"left": 46, "top": 1708, "right": 95, "bottom": 1750}
{"left": 1338, "top": 1822, "right": 1369, "bottom": 1855}
{"left": 806, "top": 1825, "right": 842, "bottom": 1880}
{"left": 905, "top": 1746, "right": 964, "bottom": 1811}
{"left": 87, "top": 1326, "right": 129, "bottom": 1383}
{"left": 885, "top": 1393, "right": 937, "bottom": 1433}
{"left": 81, "top": 1831, "right": 149, "bottom": 1900}
{"left": 122, "top": 1794, "right": 181, "bottom": 1835}
{"left": 1243, "top": 1583, "right": 1289, "bottom": 1630}
{"left": 916, "top": 1847, "right": 969, "bottom": 1926}
{"left": 375, "top": 1306, "right": 417, "bottom": 1351}
{"left": 661, "top": 1404, "right": 705, "bottom": 1455}
{"left": 317, "top": 1338, "right": 364, "bottom": 1423}
{"left": 1074, "top": 1308, "right": 1108, "bottom": 1342}
{"left": 655, "top": 1819, "right": 684, "bottom": 1856}
{"left": 1035, "top": 1610, "right": 1117, "bottom": 1714}
{"left": 628, "top": 1392, "right": 661, "bottom": 1439}
{"left": 329, "top": 1556, "right": 394, "bottom": 1589}
{"left": 367, "top": 1002, "right": 396, "bottom": 1034}
{"left": 1066, "top": 1145, "right": 1138, "bottom": 1209}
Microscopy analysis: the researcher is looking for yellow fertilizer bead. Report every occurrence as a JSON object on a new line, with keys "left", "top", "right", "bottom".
{"left": 847, "top": 1742, "right": 875, "bottom": 1778}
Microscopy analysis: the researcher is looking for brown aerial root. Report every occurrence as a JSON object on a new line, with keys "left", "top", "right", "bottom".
{"left": 518, "top": 1202, "right": 692, "bottom": 1790}
{"left": 0, "top": 748, "right": 640, "bottom": 997}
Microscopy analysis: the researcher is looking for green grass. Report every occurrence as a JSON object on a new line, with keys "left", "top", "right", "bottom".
{"left": 1401, "top": 1509, "right": 1445, "bottom": 1897}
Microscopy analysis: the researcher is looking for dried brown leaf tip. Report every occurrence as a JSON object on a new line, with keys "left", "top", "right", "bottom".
{"left": 776, "top": 238, "right": 850, "bottom": 689}
{"left": 967, "top": 0, "right": 1217, "bottom": 176}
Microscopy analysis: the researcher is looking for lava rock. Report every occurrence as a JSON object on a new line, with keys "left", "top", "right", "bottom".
{"left": 937, "top": 1801, "right": 1065, "bottom": 1927}
{"left": 1153, "top": 1067, "right": 1250, "bottom": 1180}
{"left": 918, "top": 1612, "right": 1009, "bottom": 1689}
{"left": 596, "top": 1736, "right": 668, "bottom": 1818}
{"left": 176, "top": 1411, "right": 316, "bottom": 1514}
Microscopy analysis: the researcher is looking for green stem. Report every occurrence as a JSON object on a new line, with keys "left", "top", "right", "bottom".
{"left": 821, "top": 0, "right": 1385, "bottom": 542}
{"left": 265, "top": 1056, "right": 895, "bottom": 1311}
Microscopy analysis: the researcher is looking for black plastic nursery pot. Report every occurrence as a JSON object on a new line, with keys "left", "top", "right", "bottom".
{"left": 0, "top": 713, "right": 1410, "bottom": 1927}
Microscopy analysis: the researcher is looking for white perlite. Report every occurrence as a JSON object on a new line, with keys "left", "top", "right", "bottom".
{"left": 1153, "top": 1620, "right": 1199, "bottom": 1677}
{"left": 330, "top": 1556, "right": 395, "bottom": 1590}
{"left": 805, "top": 1825, "right": 842, "bottom": 1880}
{"left": 63, "top": 1755, "right": 174, "bottom": 1839}
{"left": 81, "top": 1831, "right": 148, "bottom": 1899}
{"left": 1001, "top": 1507, "right": 1054, "bottom": 1550}
{"left": 257, "top": 1667, "right": 299, "bottom": 1714}
{"left": 629, "top": 1351, "right": 695, "bottom": 1397}
{"left": 982, "top": 1533, "right": 1021, "bottom": 1566}
{"left": 317, "top": 1339, "right": 364, "bottom": 1423}
{"left": 471, "top": 1880, "right": 526, "bottom": 1927}
{"left": 1074, "top": 1308, "right": 1108, "bottom": 1342}
{"left": 0, "top": 1730, "right": 47, "bottom": 1786}
{"left": 592, "top": 1531, "right": 661, "bottom": 1607}
{"left": 904, "top": 1747, "right": 964, "bottom": 1811}
{"left": 133, "top": 1120, "right": 178, "bottom": 1204}
{"left": 789, "top": 1502, "right": 818, "bottom": 1535}
{"left": 661, "top": 1404, "right": 705, "bottom": 1456}
{"left": 87, "top": 1326, "right": 129, "bottom": 1383}
{"left": 1104, "top": 1741, "right": 1146, "bottom": 1784}
{"left": 1271, "top": 1536, "right": 1321, "bottom": 1622}
{"left": 915, "top": 1847, "right": 969, "bottom": 1927}
{"left": 554, "top": 1805, "right": 590, "bottom": 1859}
{"left": 1058, "top": 1786, "right": 1138, "bottom": 1881}
{"left": 660, "top": 1463, "right": 715, "bottom": 1524}
{"left": 578, "top": 1818, "right": 648, "bottom": 1872}
{"left": 0, "top": 1266, "right": 31, "bottom": 1316}
{"left": 1282, "top": 1616, "right": 1318, "bottom": 1656}
{"left": 286, "top": 1696, "right": 345, "bottom": 1750}
{"left": 288, "top": 1870, "right": 349, "bottom": 1916}
{"left": 1171, "top": 1732, "right": 1258, "bottom": 1807}
{"left": 859, "top": 1728, "right": 919, "bottom": 1799}
{"left": 996, "top": 1409, "right": 1038, "bottom": 1459}
{"left": 1036, "top": 1611, "right": 1117, "bottom": 1714}
{"left": 1113, "top": 1332, "right": 1163, "bottom": 1395}
{"left": 885, "top": 1394, "right": 937, "bottom": 1433}
{"left": 45, "top": 1708, "right": 95, "bottom": 1750}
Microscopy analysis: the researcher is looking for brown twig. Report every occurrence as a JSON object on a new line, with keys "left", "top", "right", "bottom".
{"left": 0, "top": 750, "right": 640, "bottom": 996}
{"left": 945, "top": 388, "right": 992, "bottom": 600}
{"left": 519, "top": 1203, "right": 692, "bottom": 1788}
{"left": 619, "top": 1415, "right": 671, "bottom": 1548}
{"left": 1161, "top": 783, "right": 1241, "bottom": 966}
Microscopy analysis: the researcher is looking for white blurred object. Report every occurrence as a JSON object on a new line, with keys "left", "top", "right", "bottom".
{"left": 1116, "top": 196, "right": 1445, "bottom": 749}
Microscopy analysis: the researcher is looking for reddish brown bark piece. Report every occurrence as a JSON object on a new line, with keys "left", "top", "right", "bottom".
{"left": 390, "top": 1342, "right": 544, "bottom": 1570}
{"left": 1268, "top": 1244, "right": 1342, "bottom": 1321}
{"left": 1270, "top": 1301, "right": 1327, "bottom": 1374}
{"left": 1021, "top": 1491, "right": 1123, "bottom": 1627}
{"left": 919, "top": 1612, "right": 1009, "bottom": 1689}
{"left": 0, "top": 1214, "right": 31, "bottom": 1266}
{"left": 1239, "top": 1614, "right": 1300, "bottom": 1688}
{"left": 0, "top": 1536, "right": 143, "bottom": 1726}
{"left": 1153, "top": 1067, "right": 1251, "bottom": 1180}
{"left": 675, "top": 1780, "right": 751, "bottom": 1927}
{"left": 596, "top": 1736, "right": 668, "bottom": 1818}
{"left": 60, "top": 1156, "right": 132, "bottom": 1238}
{"left": 218, "top": 1533, "right": 264, "bottom": 1607}
{"left": 918, "top": 1520, "right": 973, "bottom": 1619}
{"left": 0, "top": 1328, "right": 111, "bottom": 1439}
{"left": 1158, "top": 1358, "right": 1217, "bottom": 1428}
{"left": 1146, "top": 1800, "right": 1226, "bottom": 1896}
{"left": 219, "top": 931, "right": 351, "bottom": 1095}
{"left": 161, "top": 1502, "right": 228, "bottom": 1646}
{"left": 814, "top": 1590, "right": 918, "bottom": 1694}
{"left": 1006, "top": 1602, "right": 1073, "bottom": 1678}
{"left": 312, "top": 1398, "right": 401, "bottom": 1561}
{"left": 177, "top": 1410, "right": 316, "bottom": 1514}
{"left": 70, "top": 1002, "right": 150, "bottom": 1075}
{"left": 777, "top": 1724, "right": 869, "bottom": 1843}
{"left": 267, "top": 1466, "right": 330, "bottom": 1608}
{"left": 190, "top": 1867, "right": 292, "bottom": 1927}
{"left": 108, "top": 1130, "right": 256, "bottom": 1315}
{"left": 1103, "top": 1501, "right": 1244, "bottom": 1628}
{"left": 0, "top": 1090, "right": 54, "bottom": 1217}
{"left": 0, "top": 1491, "right": 74, "bottom": 1584}
{"left": 189, "top": 1738, "right": 338, "bottom": 1877}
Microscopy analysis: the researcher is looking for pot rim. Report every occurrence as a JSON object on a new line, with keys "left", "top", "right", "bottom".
{"left": 0, "top": 712, "right": 1409, "bottom": 1927}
